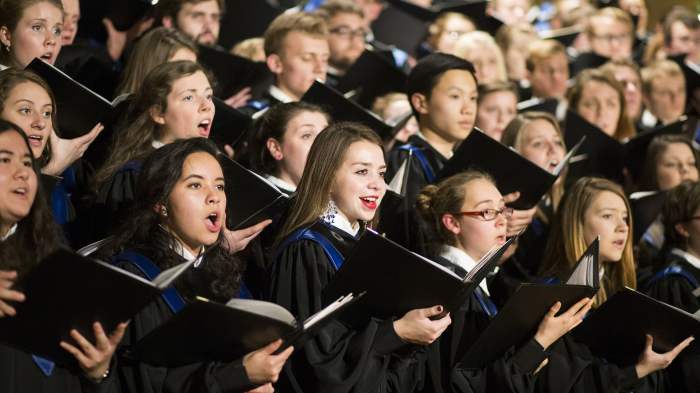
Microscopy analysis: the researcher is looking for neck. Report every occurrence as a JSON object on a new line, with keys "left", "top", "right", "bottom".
{"left": 0, "top": 221, "right": 13, "bottom": 239}
{"left": 275, "top": 169, "right": 298, "bottom": 188}
{"left": 163, "top": 224, "right": 202, "bottom": 259}
{"left": 420, "top": 126, "right": 457, "bottom": 158}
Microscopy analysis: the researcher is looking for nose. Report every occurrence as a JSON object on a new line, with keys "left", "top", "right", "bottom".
{"left": 32, "top": 112, "right": 46, "bottom": 130}
{"left": 199, "top": 96, "right": 213, "bottom": 113}
{"left": 14, "top": 163, "right": 30, "bottom": 181}
{"left": 206, "top": 186, "right": 221, "bottom": 205}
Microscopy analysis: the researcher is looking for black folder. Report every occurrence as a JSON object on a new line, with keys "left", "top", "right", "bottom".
{"left": 0, "top": 249, "right": 195, "bottom": 366}
{"left": 569, "top": 52, "right": 610, "bottom": 77}
{"left": 539, "top": 26, "right": 582, "bottom": 48}
{"left": 301, "top": 81, "right": 409, "bottom": 141}
{"left": 106, "top": 0, "right": 154, "bottom": 31}
{"left": 219, "top": 156, "right": 290, "bottom": 230}
{"left": 24, "top": 58, "right": 116, "bottom": 140}
{"left": 624, "top": 116, "right": 686, "bottom": 183}
{"left": 336, "top": 49, "right": 408, "bottom": 109}
{"left": 385, "top": 0, "right": 505, "bottom": 36}
{"left": 573, "top": 287, "right": 700, "bottom": 365}
{"left": 132, "top": 293, "right": 360, "bottom": 366}
{"left": 210, "top": 97, "right": 253, "bottom": 151}
{"left": 564, "top": 111, "right": 686, "bottom": 184}
{"left": 629, "top": 191, "right": 667, "bottom": 245}
{"left": 437, "top": 129, "right": 584, "bottom": 209}
{"left": 460, "top": 238, "right": 600, "bottom": 368}
{"left": 323, "top": 229, "right": 516, "bottom": 323}
{"left": 197, "top": 44, "right": 273, "bottom": 100}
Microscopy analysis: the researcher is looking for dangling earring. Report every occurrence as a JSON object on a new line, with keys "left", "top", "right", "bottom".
{"left": 160, "top": 206, "right": 168, "bottom": 217}
{"left": 320, "top": 200, "right": 338, "bottom": 226}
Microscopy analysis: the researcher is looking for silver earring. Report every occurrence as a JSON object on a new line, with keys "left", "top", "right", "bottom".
{"left": 161, "top": 206, "right": 168, "bottom": 217}
{"left": 320, "top": 200, "right": 338, "bottom": 226}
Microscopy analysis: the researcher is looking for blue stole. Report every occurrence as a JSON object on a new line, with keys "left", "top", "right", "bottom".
{"left": 473, "top": 287, "right": 498, "bottom": 318}
{"left": 278, "top": 225, "right": 345, "bottom": 271}
{"left": 111, "top": 251, "right": 186, "bottom": 314}
{"left": 397, "top": 144, "right": 436, "bottom": 183}
{"left": 50, "top": 165, "right": 77, "bottom": 225}
{"left": 644, "top": 265, "right": 700, "bottom": 291}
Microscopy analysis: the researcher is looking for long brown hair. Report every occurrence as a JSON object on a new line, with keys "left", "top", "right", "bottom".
{"left": 567, "top": 68, "right": 635, "bottom": 141}
{"left": 116, "top": 27, "right": 198, "bottom": 96}
{"left": 93, "top": 60, "right": 210, "bottom": 189}
{"left": 0, "top": 68, "right": 57, "bottom": 166}
{"left": 539, "top": 177, "right": 637, "bottom": 307}
{"left": 0, "top": 0, "right": 64, "bottom": 67}
{"left": 276, "top": 122, "right": 383, "bottom": 242}
{"left": 501, "top": 111, "right": 566, "bottom": 222}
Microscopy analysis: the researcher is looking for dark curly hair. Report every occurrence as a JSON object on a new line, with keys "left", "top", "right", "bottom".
{"left": 0, "top": 119, "right": 65, "bottom": 276}
{"left": 95, "top": 138, "right": 245, "bottom": 302}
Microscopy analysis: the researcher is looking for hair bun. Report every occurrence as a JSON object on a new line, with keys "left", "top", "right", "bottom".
{"left": 416, "top": 184, "right": 439, "bottom": 218}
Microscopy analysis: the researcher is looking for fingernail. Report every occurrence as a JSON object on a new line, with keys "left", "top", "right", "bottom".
{"left": 436, "top": 306, "right": 443, "bottom": 313}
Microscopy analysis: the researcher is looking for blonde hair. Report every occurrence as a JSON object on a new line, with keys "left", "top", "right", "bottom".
{"left": 501, "top": 111, "right": 566, "bottom": 221}
{"left": 525, "top": 39, "right": 567, "bottom": 73}
{"left": 586, "top": 7, "right": 633, "bottom": 37}
{"left": 371, "top": 92, "right": 409, "bottom": 120}
{"left": 540, "top": 177, "right": 637, "bottom": 307}
{"left": 453, "top": 31, "right": 508, "bottom": 83}
{"left": 641, "top": 60, "right": 685, "bottom": 96}
{"left": 416, "top": 170, "right": 495, "bottom": 257}
{"left": 263, "top": 12, "right": 328, "bottom": 57}
{"left": 231, "top": 37, "right": 265, "bottom": 62}
{"left": 277, "top": 122, "right": 383, "bottom": 242}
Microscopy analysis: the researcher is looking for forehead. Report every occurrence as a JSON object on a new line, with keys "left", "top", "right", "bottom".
{"left": 591, "top": 15, "right": 630, "bottom": 32}
{"left": 329, "top": 12, "right": 364, "bottom": 27}
{"left": 180, "top": 0, "right": 220, "bottom": 14}
{"left": 181, "top": 151, "right": 222, "bottom": 177}
{"left": 20, "top": 1, "right": 64, "bottom": 22}
{"left": 434, "top": 69, "right": 476, "bottom": 91}
{"left": 169, "top": 71, "right": 211, "bottom": 94}
{"left": 661, "top": 142, "right": 693, "bottom": 157}
{"left": 522, "top": 118, "right": 558, "bottom": 138}
{"left": 462, "top": 178, "right": 501, "bottom": 206}
{"left": 342, "top": 139, "right": 384, "bottom": 164}
{"left": 589, "top": 190, "right": 626, "bottom": 211}
{"left": 482, "top": 90, "right": 516, "bottom": 103}
{"left": 282, "top": 31, "right": 329, "bottom": 54}
{"left": 0, "top": 130, "right": 31, "bottom": 154}
{"left": 8, "top": 81, "right": 52, "bottom": 103}
{"left": 582, "top": 79, "right": 618, "bottom": 96}
{"left": 534, "top": 52, "right": 567, "bottom": 67}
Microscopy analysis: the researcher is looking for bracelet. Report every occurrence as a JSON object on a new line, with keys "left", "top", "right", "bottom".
{"left": 90, "top": 367, "right": 110, "bottom": 384}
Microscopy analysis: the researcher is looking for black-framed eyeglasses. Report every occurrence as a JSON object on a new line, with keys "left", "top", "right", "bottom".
{"left": 452, "top": 207, "right": 514, "bottom": 221}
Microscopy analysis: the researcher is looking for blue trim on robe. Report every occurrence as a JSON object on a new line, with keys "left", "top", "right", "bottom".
{"left": 278, "top": 225, "right": 345, "bottom": 271}
{"left": 398, "top": 144, "right": 436, "bottom": 183}
{"left": 644, "top": 265, "right": 700, "bottom": 291}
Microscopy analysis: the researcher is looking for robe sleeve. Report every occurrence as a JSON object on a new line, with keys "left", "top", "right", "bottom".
{"left": 268, "top": 238, "right": 418, "bottom": 393}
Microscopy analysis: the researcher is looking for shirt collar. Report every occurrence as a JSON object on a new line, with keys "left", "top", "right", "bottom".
{"left": 1, "top": 223, "right": 18, "bottom": 241}
{"left": 671, "top": 248, "right": 700, "bottom": 271}
{"left": 159, "top": 225, "right": 204, "bottom": 264}
{"left": 268, "top": 85, "right": 295, "bottom": 104}
{"left": 264, "top": 174, "right": 296, "bottom": 193}
{"left": 328, "top": 208, "right": 360, "bottom": 237}
{"left": 151, "top": 139, "right": 165, "bottom": 149}
{"left": 439, "top": 245, "right": 490, "bottom": 295}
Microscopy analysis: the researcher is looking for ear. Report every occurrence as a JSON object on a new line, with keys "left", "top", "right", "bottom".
{"left": 161, "top": 16, "right": 174, "bottom": 29}
{"left": 675, "top": 222, "right": 691, "bottom": 239}
{"left": 441, "top": 213, "right": 462, "bottom": 236}
{"left": 149, "top": 105, "right": 166, "bottom": 125}
{"left": 266, "top": 137, "right": 284, "bottom": 161}
{"left": 0, "top": 26, "right": 11, "bottom": 48}
{"left": 410, "top": 92, "right": 429, "bottom": 116}
{"left": 266, "top": 53, "right": 283, "bottom": 75}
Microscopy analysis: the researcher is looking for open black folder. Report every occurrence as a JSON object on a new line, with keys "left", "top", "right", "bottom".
{"left": 385, "top": 0, "right": 505, "bottom": 36}
{"left": 24, "top": 58, "right": 116, "bottom": 139}
{"left": 437, "top": 129, "right": 584, "bottom": 209}
{"left": 301, "top": 81, "right": 411, "bottom": 141}
{"left": 323, "top": 229, "right": 516, "bottom": 324}
{"left": 459, "top": 238, "right": 600, "bottom": 369}
{"left": 335, "top": 49, "right": 408, "bottom": 109}
{"left": 132, "top": 293, "right": 361, "bottom": 366}
{"left": 564, "top": 110, "right": 685, "bottom": 184}
{"left": 197, "top": 44, "right": 273, "bottom": 100}
{"left": 0, "top": 249, "right": 196, "bottom": 366}
{"left": 573, "top": 287, "right": 700, "bottom": 366}
{"left": 219, "top": 156, "right": 290, "bottom": 230}
{"left": 210, "top": 97, "right": 253, "bottom": 151}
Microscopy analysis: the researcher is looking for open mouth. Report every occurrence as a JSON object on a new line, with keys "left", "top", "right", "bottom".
{"left": 198, "top": 119, "right": 211, "bottom": 137}
{"left": 360, "top": 196, "right": 379, "bottom": 210}
{"left": 204, "top": 212, "right": 222, "bottom": 232}
{"left": 11, "top": 186, "right": 29, "bottom": 198}
{"left": 40, "top": 52, "right": 53, "bottom": 62}
{"left": 27, "top": 134, "right": 43, "bottom": 147}
{"left": 612, "top": 239, "right": 625, "bottom": 248}
{"left": 547, "top": 159, "right": 559, "bottom": 172}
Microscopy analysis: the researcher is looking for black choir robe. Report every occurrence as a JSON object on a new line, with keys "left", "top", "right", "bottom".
{"left": 419, "top": 256, "right": 547, "bottom": 393}
{"left": 112, "top": 248, "right": 255, "bottom": 393}
{"left": 268, "top": 220, "right": 426, "bottom": 393}
{"left": 382, "top": 135, "right": 449, "bottom": 253}
{"left": 0, "top": 344, "right": 119, "bottom": 393}
{"left": 641, "top": 250, "right": 700, "bottom": 393}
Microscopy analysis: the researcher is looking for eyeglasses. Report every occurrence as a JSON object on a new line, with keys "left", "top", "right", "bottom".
{"left": 591, "top": 33, "right": 632, "bottom": 44}
{"left": 329, "top": 26, "right": 369, "bottom": 41}
{"left": 452, "top": 207, "right": 514, "bottom": 221}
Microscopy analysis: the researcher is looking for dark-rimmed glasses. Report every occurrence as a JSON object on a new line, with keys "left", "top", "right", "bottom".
{"left": 452, "top": 207, "right": 514, "bottom": 221}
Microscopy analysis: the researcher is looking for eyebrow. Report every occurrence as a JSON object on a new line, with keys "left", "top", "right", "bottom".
{"left": 183, "top": 174, "right": 225, "bottom": 182}
{"left": 474, "top": 199, "right": 496, "bottom": 207}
